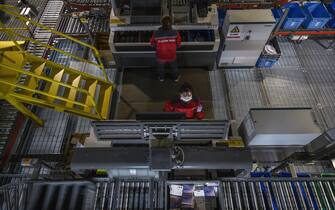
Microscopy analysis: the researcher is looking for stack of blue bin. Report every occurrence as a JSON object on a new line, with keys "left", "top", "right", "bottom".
{"left": 302, "top": 2, "right": 332, "bottom": 29}
{"left": 281, "top": 2, "right": 306, "bottom": 30}
{"left": 327, "top": 1, "right": 335, "bottom": 28}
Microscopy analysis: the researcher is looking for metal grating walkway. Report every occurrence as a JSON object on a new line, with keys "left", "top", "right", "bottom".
{"left": 294, "top": 41, "right": 335, "bottom": 129}
{"left": 222, "top": 38, "right": 335, "bottom": 130}
{"left": 0, "top": 0, "right": 50, "bottom": 165}
{"left": 13, "top": 0, "right": 67, "bottom": 158}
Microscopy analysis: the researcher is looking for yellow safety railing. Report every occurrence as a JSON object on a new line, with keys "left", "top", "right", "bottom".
{"left": 0, "top": 4, "right": 109, "bottom": 82}
{"left": 0, "top": 41, "right": 114, "bottom": 126}
{"left": 0, "top": 5, "right": 115, "bottom": 126}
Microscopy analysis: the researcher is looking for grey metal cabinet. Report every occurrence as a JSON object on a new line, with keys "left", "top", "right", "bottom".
{"left": 218, "top": 9, "right": 276, "bottom": 68}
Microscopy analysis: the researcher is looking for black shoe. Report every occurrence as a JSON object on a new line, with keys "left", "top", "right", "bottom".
{"left": 174, "top": 75, "right": 181, "bottom": 82}
{"left": 158, "top": 77, "right": 165, "bottom": 82}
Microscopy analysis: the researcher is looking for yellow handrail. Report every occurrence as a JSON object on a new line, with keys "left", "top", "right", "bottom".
{"left": 0, "top": 62, "right": 101, "bottom": 118}
{"left": 0, "top": 4, "right": 109, "bottom": 82}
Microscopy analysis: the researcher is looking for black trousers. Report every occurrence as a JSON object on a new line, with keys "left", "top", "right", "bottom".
{"left": 157, "top": 60, "right": 179, "bottom": 79}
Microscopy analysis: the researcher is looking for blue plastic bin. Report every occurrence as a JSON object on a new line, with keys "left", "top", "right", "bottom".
{"left": 326, "top": 2, "right": 335, "bottom": 28}
{"left": 256, "top": 38, "right": 281, "bottom": 68}
{"left": 271, "top": 8, "right": 283, "bottom": 22}
{"left": 217, "top": 8, "right": 226, "bottom": 27}
{"left": 250, "top": 172, "right": 271, "bottom": 177}
{"left": 256, "top": 58, "right": 278, "bottom": 68}
{"left": 302, "top": 2, "right": 331, "bottom": 29}
{"left": 281, "top": 2, "right": 306, "bottom": 30}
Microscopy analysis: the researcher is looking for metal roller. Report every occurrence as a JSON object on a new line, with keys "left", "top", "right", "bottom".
{"left": 286, "top": 181, "right": 299, "bottom": 210}
{"left": 289, "top": 181, "right": 299, "bottom": 209}
{"left": 131, "top": 182, "right": 137, "bottom": 209}
{"left": 138, "top": 182, "right": 144, "bottom": 209}
{"left": 108, "top": 182, "right": 114, "bottom": 210}
{"left": 118, "top": 181, "right": 124, "bottom": 209}
{"left": 222, "top": 182, "right": 227, "bottom": 209}
{"left": 223, "top": 182, "right": 229, "bottom": 209}
{"left": 145, "top": 182, "right": 150, "bottom": 209}
{"left": 240, "top": 182, "right": 250, "bottom": 210}
{"left": 324, "top": 181, "right": 335, "bottom": 209}
{"left": 281, "top": 181, "right": 291, "bottom": 209}
{"left": 248, "top": 182, "right": 259, "bottom": 209}
{"left": 293, "top": 181, "right": 306, "bottom": 210}
{"left": 278, "top": 182, "right": 289, "bottom": 209}
{"left": 309, "top": 181, "right": 322, "bottom": 209}
{"left": 302, "top": 181, "right": 315, "bottom": 209}
{"left": 129, "top": 182, "right": 134, "bottom": 209}
{"left": 283, "top": 182, "right": 293, "bottom": 209}
{"left": 264, "top": 182, "right": 274, "bottom": 210}
{"left": 93, "top": 182, "right": 106, "bottom": 210}
{"left": 254, "top": 182, "right": 265, "bottom": 209}
{"left": 124, "top": 182, "right": 129, "bottom": 209}
{"left": 269, "top": 182, "right": 280, "bottom": 210}
{"left": 227, "top": 182, "right": 234, "bottom": 209}
{"left": 316, "top": 181, "right": 329, "bottom": 209}
{"left": 279, "top": 182, "right": 289, "bottom": 209}
{"left": 233, "top": 182, "right": 242, "bottom": 210}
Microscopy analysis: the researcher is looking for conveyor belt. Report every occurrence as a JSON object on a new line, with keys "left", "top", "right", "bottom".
{"left": 94, "top": 179, "right": 165, "bottom": 210}
{"left": 0, "top": 178, "right": 165, "bottom": 210}
{"left": 2, "top": 178, "right": 335, "bottom": 210}
{"left": 220, "top": 179, "right": 335, "bottom": 210}
{"left": 27, "top": 0, "right": 64, "bottom": 56}
{"left": 65, "top": 0, "right": 112, "bottom": 5}
{"left": 0, "top": 0, "right": 47, "bottom": 40}
{"left": 58, "top": 15, "right": 109, "bottom": 35}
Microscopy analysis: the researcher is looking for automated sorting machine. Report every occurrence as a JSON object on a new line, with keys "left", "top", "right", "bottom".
{"left": 72, "top": 108, "right": 335, "bottom": 177}
{"left": 72, "top": 120, "right": 253, "bottom": 176}
{"left": 109, "top": 0, "right": 220, "bottom": 69}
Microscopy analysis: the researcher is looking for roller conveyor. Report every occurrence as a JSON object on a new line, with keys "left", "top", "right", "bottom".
{"left": 113, "top": 180, "right": 165, "bottom": 210}
{"left": 1, "top": 177, "right": 335, "bottom": 209}
{"left": 65, "top": 0, "right": 112, "bottom": 6}
{"left": 58, "top": 15, "right": 110, "bottom": 35}
{"left": 220, "top": 179, "right": 335, "bottom": 210}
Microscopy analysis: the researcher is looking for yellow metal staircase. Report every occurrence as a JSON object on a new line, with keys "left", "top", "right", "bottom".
{"left": 0, "top": 5, "right": 114, "bottom": 126}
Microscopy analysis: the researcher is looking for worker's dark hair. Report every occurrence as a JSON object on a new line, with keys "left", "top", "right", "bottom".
{"left": 179, "top": 82, "right": 193, "bottom": 93}
{"left": 161, "top": 16, "right": 172, "bottom": 30}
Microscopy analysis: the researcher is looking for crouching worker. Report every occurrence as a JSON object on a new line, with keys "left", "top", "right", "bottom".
{"left": 164, "top": 83, "right": 204, "bottom": 119}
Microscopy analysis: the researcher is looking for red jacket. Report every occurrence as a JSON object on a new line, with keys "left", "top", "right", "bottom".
{"left": 150, "top": 27, "right": 181, "bottom": 62}
{"left": 164, "top": 97, "right": 205, "bottom": 120}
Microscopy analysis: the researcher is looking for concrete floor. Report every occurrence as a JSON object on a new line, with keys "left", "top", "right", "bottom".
{"left": 116, "top": 67, "right": 214, "bottom": 119}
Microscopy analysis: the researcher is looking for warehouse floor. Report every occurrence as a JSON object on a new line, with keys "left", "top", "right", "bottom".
{"left": 220, "top": 38, "right": 335, "bottom": 131}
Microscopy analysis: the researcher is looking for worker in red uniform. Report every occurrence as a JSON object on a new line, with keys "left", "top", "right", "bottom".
{"left": 164, "top": 83, "right": 205, "bottom": 120}
{"left": 150, "top": 16, "right": 182, "bottom": 82}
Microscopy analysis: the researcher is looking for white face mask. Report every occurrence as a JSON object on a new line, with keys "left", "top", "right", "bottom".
{"left": 180, "top": 96, "right": 192, "bottom": 102}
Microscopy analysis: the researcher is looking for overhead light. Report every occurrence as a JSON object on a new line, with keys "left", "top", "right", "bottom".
{"left": 20, "top": 7, "right": 31, "bottom": 16}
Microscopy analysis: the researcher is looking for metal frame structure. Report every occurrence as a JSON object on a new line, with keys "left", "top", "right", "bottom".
{"left": 92, "top": 120, "right": 230, "bottom": 143}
